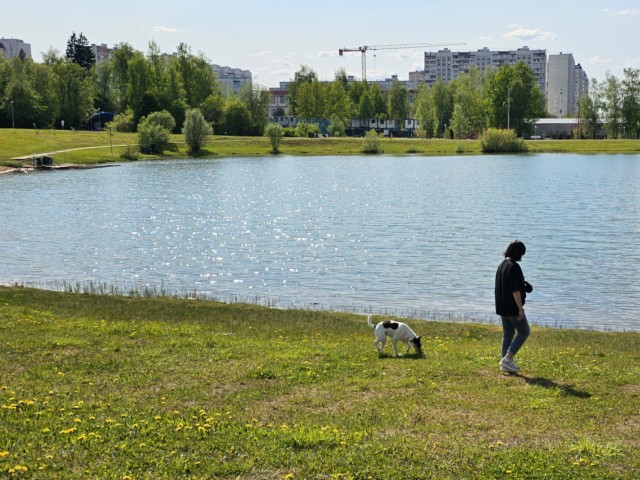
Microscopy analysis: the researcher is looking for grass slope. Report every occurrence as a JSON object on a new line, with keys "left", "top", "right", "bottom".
{"left": 1, "top": 287, "right": 639, "bottom": 479}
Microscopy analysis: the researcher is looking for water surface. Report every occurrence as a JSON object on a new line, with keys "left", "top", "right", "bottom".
{"left": 2, "top": 154, "right": 639, "bottom": 331}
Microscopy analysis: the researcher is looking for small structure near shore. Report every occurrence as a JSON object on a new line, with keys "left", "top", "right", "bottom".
{"left": 34, "top": 155, "right": 54, "bottom": 168}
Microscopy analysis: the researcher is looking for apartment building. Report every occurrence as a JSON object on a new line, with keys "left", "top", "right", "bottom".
{"left": 417, "top": 46, "right": 547, "bottom": 94}
{"left": 547, "top": 53, "right": 588, "bottom": 117}
{"left": 211, "top": 64, "right": 252, "bottom": 94}
{"left": 0, "top": 38, "right": 31, "bottom": 59}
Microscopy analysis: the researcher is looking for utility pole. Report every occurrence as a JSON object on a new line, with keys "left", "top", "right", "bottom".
{"left": 507, "top": 85, "right": 511, "bottom": 130}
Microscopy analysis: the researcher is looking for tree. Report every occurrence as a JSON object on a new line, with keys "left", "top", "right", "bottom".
{"left": 127, "top": 52, "right": 150, "bottom": 124}
{"left": 296, "top": 80, "right": 326, "bottom": 121}
{"left": 577, "top": 79, "right": 603, "bottom": 139}
{"left": 111, "top": 43, "right": 136, "bottom": 112}
{"left": 65, "top": 32, "right": 95, "bottom": 71}
{"left": 413, "top": 84, "right": 437, "bottom": 138}
{"left": 485, "top": 63, "right": 544, "bottom": 137}
{"left": 265, "top": 122, "right": 284, "bottom": 153}
{"left": 432, "top": 80, "right": 454, "bottom": 137}
{"left": 239, "top": 82, "right": 271, "bottom": 135}
{"left": 450, "top": 67, "right": 487, "bottom": 138}
{"left": 326, "top": 70, "right": 355, "bottom": 125}
{"left": 387, "top": 79, "right": 410, "bottom": 123}
{"left": 183, "top": 108, "right": 212, "bottom": 154}
{"left": 223, "top": 98, "right": 252, "bottom": 135}
{"left": 621, "top": 68, "right": 640, "bottom": 138}
{"left": 53, "top": 60, "right": 95, "bottom": 129}
{"left": 369, "top": 83, "right": 386, "bottom": 119}
{"left": 287, "top": 65, "right": 318, "bottom": 116}
{"left": 602, "top": 73, "right": 623, "bottom": 139}
{"left": 358, "top": 91, "right": 373, "bottom": 120}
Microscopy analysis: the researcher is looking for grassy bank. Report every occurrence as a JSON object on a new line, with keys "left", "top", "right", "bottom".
{"left": 1, "top": 286, "right": 639, "bottom": 478}
{"left": 2, "top": 128, "right": 640, "bottom": 167}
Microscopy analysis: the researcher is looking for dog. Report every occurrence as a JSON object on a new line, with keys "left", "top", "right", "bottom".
{"left": 367, "top": 314, "right": 423, "bottom": 357}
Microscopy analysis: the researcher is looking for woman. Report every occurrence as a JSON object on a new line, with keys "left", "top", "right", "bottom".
{"left": 495, "top": 240, "right": 532, "bottom": 373}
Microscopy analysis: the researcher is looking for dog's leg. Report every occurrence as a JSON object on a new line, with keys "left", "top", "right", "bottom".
{"left": 392, "top": 340, "right": 400, "bottom": 357}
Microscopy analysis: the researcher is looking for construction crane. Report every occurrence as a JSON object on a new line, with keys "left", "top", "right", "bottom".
{"left": 339, "top": 42, "right": 466, "bottom": 81}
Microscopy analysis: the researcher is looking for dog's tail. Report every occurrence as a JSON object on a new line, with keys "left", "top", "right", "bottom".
{"left": 367, "top": 314, "right": 375, "bottom": 329}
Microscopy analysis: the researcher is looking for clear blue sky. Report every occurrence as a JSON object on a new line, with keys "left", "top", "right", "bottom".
{"left": 3, "top": 0, "right": 639, "bottom": 87}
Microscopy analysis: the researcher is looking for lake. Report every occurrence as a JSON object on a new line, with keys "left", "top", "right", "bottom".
{"left": 1, "top": 153, "right": 639, "bottom": 331}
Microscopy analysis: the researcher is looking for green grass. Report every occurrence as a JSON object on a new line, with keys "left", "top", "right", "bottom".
{"left": 1, "top": 286, "right": 639, "bottom": 479}
{"left": 3, "top": 128, "right": 640, "bottom": 168}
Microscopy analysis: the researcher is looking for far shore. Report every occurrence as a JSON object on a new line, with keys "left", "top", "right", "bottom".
{"left": 2, "top": 129, "right": 640, "bottom": 173}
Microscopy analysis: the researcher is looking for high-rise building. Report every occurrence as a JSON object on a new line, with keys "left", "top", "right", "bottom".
{"left": 417, "top": 46, "right": 547, "bottom": 93}
{"left": 547, "top": 53, "right": 588, "bottom": 117}
{"left": 0, "top": 38, "right": 32, "bottom": 59}
{"left": 211, "top": 65, "right": 252, "bottom": 94}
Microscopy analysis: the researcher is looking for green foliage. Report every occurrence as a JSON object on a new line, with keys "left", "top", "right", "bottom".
{"left": 107, "top": 107, "right": 135, "bottom": 132}
{"left": 481, "top": 128, "right": 528, "bottom": 153}
{"left": 264, "top": 122, "right": 284, "bottom": 153}
{"left": 388, "top": 79, "right": 410, "bottom": 121}
{"left": 239, "top": 82, "right": 271, "bottom": 135}
{"left": 119, "top": 144, "right": 139, "bottom": 160}
{"left": 485, "top": 63, "right": 545, "bottom": 137}
{"left": 183, "top": 108, "right": 212, "bottom": 154}
{"left": 362, "top": 129, "right": 383, "bottom": 154}
{"left": 137, "top": 110, "right": 175, "bottom": 154}
{"left": 65, "top": 31, "right": 95, "bottom": 71}
{"left": 222, "top": 99, "right": 252, "bottom": 136}
{"left": 295, "top": 122, "right": 321, "bottom": 138}
{"left": 327, "top": 115, "right": 347, "bottom": 137}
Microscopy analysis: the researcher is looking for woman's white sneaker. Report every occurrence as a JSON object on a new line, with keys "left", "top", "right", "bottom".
{"left": 500, "top": 357, "right": 519, "bottom": 373}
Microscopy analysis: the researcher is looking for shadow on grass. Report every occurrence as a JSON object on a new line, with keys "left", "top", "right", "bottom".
{"left": 377, "top": 352, "right": 425, "bottom": 360}
{"left": 515, "top": 374, "right": 592, "bottom": 399}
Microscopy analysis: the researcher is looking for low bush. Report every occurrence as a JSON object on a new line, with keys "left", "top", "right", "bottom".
{"left": 264, "top": 123, "right": 285, "bottom": 153}
{"left": 362, "top": 129, "right": 383, "bottom": 154}
{"left": 481, "top": 128, "right": 528, "bottom": 153}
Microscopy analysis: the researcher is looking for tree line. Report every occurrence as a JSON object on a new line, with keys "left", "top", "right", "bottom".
{"left": 0, "top": 33, "right": 270, "bottom": 137}
{"left": 1, "top": 32, "right": 638, "bottom": 139}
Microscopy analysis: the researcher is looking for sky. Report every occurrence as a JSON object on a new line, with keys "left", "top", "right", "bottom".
{"left": 3, "top": 0, "right": 639, "bottom": 88}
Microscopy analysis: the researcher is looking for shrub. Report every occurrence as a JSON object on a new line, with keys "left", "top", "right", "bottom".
{"left": 137, "top": 111, "right": 176, "bottom": 154}
{"left": 295, "top": 122, "right": 321, "bottom": 138}
{"left": 362, "top": 129, "right": 383, "bottom": 154}
{"left": 108, "top": 108, "right": 135, "bottom": 133}
{"left": 264, "top": 123, "right": 285, "bottom": 154}
{"left": 183, "top": 108, "right": 213, "bottom": 154}
{"left": 144, "top": 110, "right": 176, "bottom": 132}
{"left": 327, "top": 115, "right": 347, "bottom": 137}
{"left": 119, "top": 144, "right": 139, "bottom": 161}
{"left": 481, "top": 128, "right": 528, "bottom": 153}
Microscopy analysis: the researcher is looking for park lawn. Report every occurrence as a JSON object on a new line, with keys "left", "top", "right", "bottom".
{"left": 1, "top": 286, "right": 639, "bottom": 479}
{"left": 3, "top": 128, "right": 640, "bottom": 167}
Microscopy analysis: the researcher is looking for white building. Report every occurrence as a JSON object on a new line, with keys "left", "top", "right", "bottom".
{"left": 91, "top": 43, "right": 114, "bottom": 63}
{"left": 417, "top": 46, "right": 547, "bottom": 94}
{"left": 547, "top": 53, "right": 588, "bottom": 117}
{"left": 211, "top": 64, "right": 252, "bottom": 94}
{"left": 0, "top": 38, "right": 31, "bottom": 59}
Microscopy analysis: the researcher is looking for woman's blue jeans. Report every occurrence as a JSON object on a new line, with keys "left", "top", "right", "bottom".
{"left": 501, "top": 315, "right": 530, "bottom": 358}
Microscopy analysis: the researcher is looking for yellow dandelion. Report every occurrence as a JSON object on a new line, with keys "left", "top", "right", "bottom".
{"left": 0, "top": 451, "right": 9, "bottom": 457}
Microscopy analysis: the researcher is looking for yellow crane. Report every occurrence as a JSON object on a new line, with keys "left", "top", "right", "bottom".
{"left": 339, "top": 42, "right": 466, "bottom": 81}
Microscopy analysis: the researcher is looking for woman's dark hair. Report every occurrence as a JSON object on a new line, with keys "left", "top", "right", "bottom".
{"left": 504, "top": 240, "right": 526, "bottom": 261}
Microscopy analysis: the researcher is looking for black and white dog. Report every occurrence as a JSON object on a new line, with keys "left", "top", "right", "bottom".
{"left": 367, "top": 314, "right": 423, "bottom": 357}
